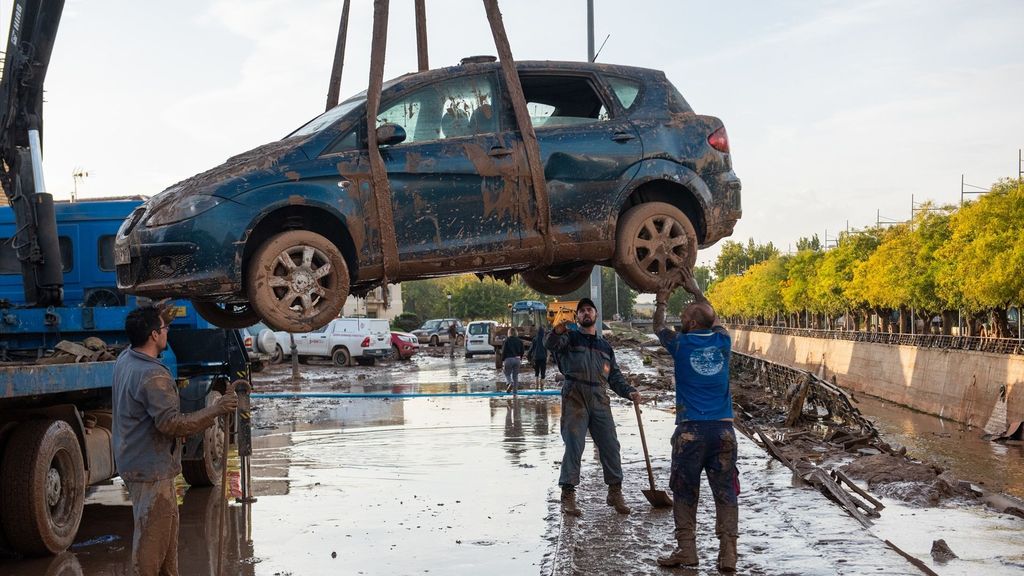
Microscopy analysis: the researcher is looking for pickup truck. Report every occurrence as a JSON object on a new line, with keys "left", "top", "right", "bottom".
{"left": 276, "top": 318, "right": 391, "bottom": 366}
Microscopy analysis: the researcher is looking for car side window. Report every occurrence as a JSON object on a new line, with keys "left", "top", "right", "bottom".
{"left": 521, "top": 74, "right": 611, "bottom": 128}
{"left": 376, "top": 74, "right": 499, "bottom": 144}
{"left": 605, "top": 76, "right": 642, "bottom": 111}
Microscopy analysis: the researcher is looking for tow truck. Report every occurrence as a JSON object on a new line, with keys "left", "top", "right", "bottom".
{"left": 0, "top": 0, "right": 249, "bottom": 556}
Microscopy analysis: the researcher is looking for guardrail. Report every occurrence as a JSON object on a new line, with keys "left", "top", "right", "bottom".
{"left": 728, "top": 324, "right": 1024, "bottom": 355}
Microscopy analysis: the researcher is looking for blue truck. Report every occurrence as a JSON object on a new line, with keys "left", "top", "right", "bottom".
{"left": 0, "top": 0, "right": 250, "bottom": 556}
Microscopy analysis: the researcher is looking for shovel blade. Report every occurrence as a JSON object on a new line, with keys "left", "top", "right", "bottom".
{"left": 642, "top": 489, "right": 673, "bottom": 508}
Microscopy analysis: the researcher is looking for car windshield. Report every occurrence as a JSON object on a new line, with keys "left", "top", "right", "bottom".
{"left": 289, "top": 97, "right": 365, "bottom": 138}
{"left": 421, "top": 320, "right": 441, "bottom": 331}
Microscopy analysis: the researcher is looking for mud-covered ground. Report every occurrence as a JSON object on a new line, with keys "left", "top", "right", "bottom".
{"left": 0, "top": 343, "right": 1021, "bottom": 575}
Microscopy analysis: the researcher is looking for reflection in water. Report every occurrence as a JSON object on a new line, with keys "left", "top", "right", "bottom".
{"left": 856, "top": 393, "right": 1024, "bottom": 499}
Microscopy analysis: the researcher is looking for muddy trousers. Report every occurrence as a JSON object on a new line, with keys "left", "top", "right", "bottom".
{"left": 533, "top": 358, "right": 547, "bottom": 380}
{"left": 558, "top": 381, "right": 623, "bottom": 487}
{"left": 503, "top": 358, "right": 521, "bottom": 390}
{"left": 669, "top": 421, "right": 739, "bottom": 569}
{"left": 126, "top": 478, "right": 179, "bottom": 576}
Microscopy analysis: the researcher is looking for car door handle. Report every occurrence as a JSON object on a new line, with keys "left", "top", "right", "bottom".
{"left": 611, "top": 132, "right": 636, "bottom": 142}
{"left": 488, "top": 146, "right": 513, "bottom": 157}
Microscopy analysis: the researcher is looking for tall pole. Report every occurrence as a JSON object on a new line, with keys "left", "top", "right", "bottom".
{"left": 586, "top": 0, "right": 603, "bottom": 333}
{"left": 325, "top": 0, "right": 352, "bottom": 111}
{"left": 415, "top": 0, "right": 429, "bottom": 71}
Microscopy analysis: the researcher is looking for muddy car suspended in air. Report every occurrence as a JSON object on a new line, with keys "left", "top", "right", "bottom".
{"left": 115, "top": 59, "right": 741, "bottom": 333}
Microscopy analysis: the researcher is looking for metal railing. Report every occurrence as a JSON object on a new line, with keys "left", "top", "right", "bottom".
{"left": 730, "top": 351, "right": 880, "bottom": 439}
{"left": 728, "top": 324, "right": 1024, "bottom": 355}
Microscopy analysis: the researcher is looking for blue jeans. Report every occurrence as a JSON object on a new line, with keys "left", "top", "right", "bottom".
{"left": 669, "top": 421, "right": 739, "bottom": 506}
{"left": 503, "top": 357, "right": 521, "bottom": 389}
{"left": 558, "top": 381, "right": 623, "bottom": 487}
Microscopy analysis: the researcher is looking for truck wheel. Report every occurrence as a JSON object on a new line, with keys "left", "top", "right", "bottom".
{"left": 613, "top": 202, "right": 697, "bottom": 292}
{"left": 192, "top": 301, "right": 259, "bottom": 329}
{"left": 520, "top": 265, "right": 593, "bottom": 295}
{"left": 0, "top": 420, "right": 86, "bottom": 555}
{"left": 247, "top": 231, "right": 349, "bottom": 333}
{"left": 332, "top": 347, "right": 351, "bottom": 367}
{"left": 270, "top": 345, "right": 285, "bottom": 364}
{"left": 182, "top": 392, "right": 227, "bottom": 487}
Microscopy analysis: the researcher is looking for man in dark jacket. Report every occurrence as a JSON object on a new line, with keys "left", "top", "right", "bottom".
{"left": 112, "top": 305, "right": 237, "bottom": 575}
{"left": 546, "top": 298, "right": 641, "bottom": 516}
{"left": 654, "top": 269, "right": 738, "bottom": 572}
{"left": 532, "top": 326, "right": 548, "bottom": 390}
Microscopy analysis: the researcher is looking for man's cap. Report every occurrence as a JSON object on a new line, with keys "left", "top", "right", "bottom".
{"left": 577, "top": 298, "right": 596, "bottom": 311}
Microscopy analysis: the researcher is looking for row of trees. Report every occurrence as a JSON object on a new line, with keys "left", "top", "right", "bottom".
{"left": 707, "top": 178, "right": 1024, "bottom": 337}
{"left": 400, "top": 268, "right": 640, "bottom": 323}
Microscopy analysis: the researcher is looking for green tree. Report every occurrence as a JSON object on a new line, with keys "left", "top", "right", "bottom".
{"left": 563, "top": 267, "right": 639, "bottom": 320}
{"left": 450, "top": 277, "right": 540, "bottom": 320}
{"left": 401, "top": 279, "right": 449, "bottom": 320}
{"left": 667, "top": 265, "right": 713, "bottom": 316}
{"left": 781, "top": 248, "right": 823, "bottom": 326}
{"left": 808, "top": 229, "right": 882, "bottom": 323}
{"left": 796, "top": 234, "right": 822, "bottom": 252}
{"left": 713, "top": 238, "right": 779, "bottom": 278}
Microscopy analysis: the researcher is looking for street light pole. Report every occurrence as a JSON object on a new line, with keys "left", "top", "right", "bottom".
{"left": 447, "top": 293, "right": 452, "bottom": 317}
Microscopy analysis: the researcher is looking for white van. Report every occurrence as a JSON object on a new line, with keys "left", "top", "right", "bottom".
{"left": 465, "top": 320, "right": 498, "bottom": 358}
{"left": 276, "top": 317, "right": 392, "bottom": 366}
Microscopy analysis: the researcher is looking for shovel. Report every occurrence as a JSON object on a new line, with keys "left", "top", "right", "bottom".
{"left": 634, "top": 402, "right": 673, "bottom": 508}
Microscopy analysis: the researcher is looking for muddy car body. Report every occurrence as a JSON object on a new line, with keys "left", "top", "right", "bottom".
{"left": 115, "top": 60, "right": 741, "bottom": 333}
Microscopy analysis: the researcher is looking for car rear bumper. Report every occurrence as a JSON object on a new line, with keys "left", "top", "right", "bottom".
{"left": 359, "top": 347, "right": 390, "bottom": 359}
{"left": 701, "top": 171, "right": 742, "bottom": 247}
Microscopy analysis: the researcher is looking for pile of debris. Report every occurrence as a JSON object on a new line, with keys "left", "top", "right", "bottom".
{"left": 35, "top": 337, "right": 121, "bottom": 365}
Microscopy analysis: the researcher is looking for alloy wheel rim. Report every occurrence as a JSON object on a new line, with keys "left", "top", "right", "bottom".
{"left": 632, "top": 215, "right": 691, "bottom": 276}
{"left": 266, "top": 245, "right": 333, "bottom": 314}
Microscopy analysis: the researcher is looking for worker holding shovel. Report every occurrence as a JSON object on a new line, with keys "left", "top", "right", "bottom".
{"left": 546, "top": 298, "right": 641, "bottom": 517}
{"left": 654, "top": 269, "right": 739, "bottom": 572}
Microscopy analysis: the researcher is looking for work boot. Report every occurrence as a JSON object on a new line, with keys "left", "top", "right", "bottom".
{"left": 560, "top": 487, "right": 582, "bottom": 517}
{"left": 657, "top": 500, "right": 698, "bottom": 567}
{"left": 715, "top": 504, "right": 739, "bottom": 572}
{"left": 606, "top": 483, "right": 631, "bottom": 514}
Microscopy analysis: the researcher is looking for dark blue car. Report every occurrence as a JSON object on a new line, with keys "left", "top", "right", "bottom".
{"left": 116, "top": 59, "right": 741, "bottom": 332}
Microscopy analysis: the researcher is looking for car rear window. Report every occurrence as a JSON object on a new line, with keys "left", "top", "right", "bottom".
{"left": 521, "top": 74, "right": 610, "bottom": 128}
{"left": 469, "top": 323, "right": 490, "bottom": 335}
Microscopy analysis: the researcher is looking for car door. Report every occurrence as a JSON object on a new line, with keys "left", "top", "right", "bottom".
{"left": 374, "top": 72, "right": 526, "bottom": 262}
{"left": 302, "top": 323, "right": 332, "bottom": 356}
{"left": 514, "top": 72, "right": 642, "bottom": 248}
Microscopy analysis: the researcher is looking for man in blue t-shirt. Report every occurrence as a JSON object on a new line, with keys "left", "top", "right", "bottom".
{"left": 654, "top": 268, "right": 738, "bottom": 572}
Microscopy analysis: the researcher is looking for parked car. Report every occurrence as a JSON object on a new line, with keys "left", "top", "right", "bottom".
{"left": 465, "top": 320, "right": 498, "bottom": 358}
{"left": 275, "top": 317, "right": 391, "bottom": 366}
{"left": 391, "top": 331, "right": 420, "bottom": 360}
{"left": 412, "top": 318, "right": 465, "bottom": 346}
{"left": 116, "top": 59, "right": 740, "bottom": 333}
{"left": 242, "top": 322, "right": 283, "bottom": 364}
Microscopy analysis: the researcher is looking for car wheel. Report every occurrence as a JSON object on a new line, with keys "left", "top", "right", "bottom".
{"left": 247, "top": 231, "right": 349, "bottom": 333}
{"left": 181, "top": 391, "right": 227, "bottom": 488}
{"left": 457, "top": 334, "right": 465, "bottom": 346}
{"left": 269, "top": 345, "right": 284, "bottom": 364}
{"left": 430, "top": 335, "right": 439, "bottom": 347}
{"left": 520, "top": 265, "right": 594, "bottom": 295}
{"left": 332, "top": 347, "right": 351, "bottom": 367}
{"left": 613, "top": 202, "right": 697, "bottom": 292}
{"left": 465, "top": 352, "right": 473, "bottom": 358}
{"left": 192, "top": 301, "right": 260, "bottom": 329}
{"left": 391, "top": 345, "right": 401, "bottom": 360}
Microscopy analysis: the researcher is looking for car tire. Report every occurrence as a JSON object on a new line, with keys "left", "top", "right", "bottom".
{"left": 457, "top": 334, "right": 465, "bottom": 346}
{"left": 181, "top": 391, "right": 227, "bottom": 488}
{"left": 247, "top": 230, "right": 349, "bottom": 333}
{"left": 520, "top": 265, "right": 594, "bottom": 295}
{"left": 392, "top": 345, "right": 402, "bottom": 360}
{"left": 430, "top": 335, "right": 439, "bottom": 347}
{"left": 269, "top": 345, "right": 284, "bottom": 364}
{"left": 332, "top": 347, "right": 351, "bottom": 367}
{"left": 192, "top": 301, "right": 260, "bottom": 329}
{"left": 613, "top": 202, "right": 697, "bottom": 292}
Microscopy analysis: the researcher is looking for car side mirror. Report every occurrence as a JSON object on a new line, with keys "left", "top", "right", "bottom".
{"left": 375, "top": 123, "right": 407, "bottom": 146}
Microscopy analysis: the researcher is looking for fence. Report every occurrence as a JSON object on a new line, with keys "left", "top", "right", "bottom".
{"left": 728, "top": 324, "right": 1024, "bottom": 355}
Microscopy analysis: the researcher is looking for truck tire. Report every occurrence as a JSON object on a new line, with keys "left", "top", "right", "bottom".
{"left": 613, "top": 202, "right": 697, "bottom": 292}
{"left": 247, "top": 230, "right": 349, "bottom": 333}
{"left": 192, "top": 301, "right": 259, "bottom": 329}
{"left": 0, "top": 420, "right": 86, "bottom": 555}
{"left": 520, "top": 265, "right": 593, "bottom": 295}
{"left": 332, "top": 347, "right": 351, "bottom": 367}
{"left": 270, "top": 345, "right": 285, "bottom": 364}
{"left": 182, "top": 392, "right": 227, "bottom": 487}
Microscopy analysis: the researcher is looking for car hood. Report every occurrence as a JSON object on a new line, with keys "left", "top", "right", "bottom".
{"left": 146, "top": 135, "right": 315, "bottom": 211}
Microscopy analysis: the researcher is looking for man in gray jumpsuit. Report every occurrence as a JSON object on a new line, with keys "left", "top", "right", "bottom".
{"left": 112, "top": 305, "right": 237, "bottom": 575}
{"left": 546, "top": 298, "right": 641, "bottom": 516}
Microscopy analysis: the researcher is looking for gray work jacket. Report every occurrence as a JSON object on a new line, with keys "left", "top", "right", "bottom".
{"left": 112, "top": 348, "right": 219, "bottom": 482}
{"left": 545, "top": 329, "right": 636, "bottom": 399}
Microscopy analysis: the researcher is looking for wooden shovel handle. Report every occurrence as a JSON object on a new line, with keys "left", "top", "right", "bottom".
{"left": 634, "top": 402, "right": 657, "bottom": 492}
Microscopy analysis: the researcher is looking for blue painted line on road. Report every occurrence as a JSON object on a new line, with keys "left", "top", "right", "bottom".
{"left": 250, "top": 390, "right": 562, "bottom": 399}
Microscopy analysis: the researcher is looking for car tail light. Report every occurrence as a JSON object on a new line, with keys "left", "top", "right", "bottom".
{"left": 361, "top": 337, "right": 370, "bottom": 347}
{"left": 708, "top": 126, "right": 730, "bottom": 153}
{"left": 244, "top": 336, "right": 253, "bottom": 348}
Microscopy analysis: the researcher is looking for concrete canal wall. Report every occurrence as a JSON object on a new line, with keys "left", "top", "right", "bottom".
{"left": 731, "top": 329, "right": 1023, "bottom": 429}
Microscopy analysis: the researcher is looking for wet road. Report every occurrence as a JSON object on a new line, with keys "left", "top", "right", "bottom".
{"left": 0, "top": 352, "right": 1021, "bottom": 575}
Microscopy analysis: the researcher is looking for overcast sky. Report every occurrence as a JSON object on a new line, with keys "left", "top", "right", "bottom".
{"left": 10, "top": 0, "right": 1024, "bottom": 265}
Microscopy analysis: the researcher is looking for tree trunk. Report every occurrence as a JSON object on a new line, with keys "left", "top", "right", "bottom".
{"left": 898, "top": 305, "right": 911, "bottom": 334}
{"left": 993, "top": 307, "right": 1010, "bottom": 338}
{"left": 941, "top": 310, "right": 955, "bottom": 336}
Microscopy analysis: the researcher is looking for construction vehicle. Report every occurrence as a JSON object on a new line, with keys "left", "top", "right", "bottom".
{"left": 488, "top": 300, "right": 547, "bottom": 369}
{"left": 0, "top": 0, "right": 249, "bottom": 556}
{"left": 547, "top": 300, "right": 579, "bottom": 330}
